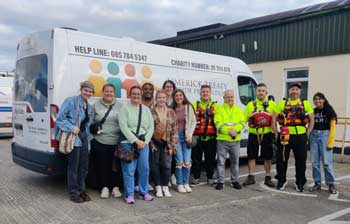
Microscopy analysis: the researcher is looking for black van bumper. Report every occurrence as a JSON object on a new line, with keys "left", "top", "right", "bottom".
{"left": 11, "top": 142, "right": 66, "bottom": 175}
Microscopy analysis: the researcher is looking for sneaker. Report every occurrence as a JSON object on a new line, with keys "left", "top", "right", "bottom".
{"left": 80, "top": 192, "right": 91, "bottom": 202}
{"left": 276, "top": 180, "right": 288, "bottom": 190}
{"left": 243, "top": 175, "right": 255, "bottom": 186}
{"left": 328, "top": 184, "right": 337, "bottom": 194}
{"left": 190, "top": 178, "right": 200, "bottom": 187}
{"left": 70, "top": 194, "right": 84, "bottom": 203}
{"left": 177, "top": 185, "right": 187, "bottom": 193}
{"left": 155, "top": 185, "right": 163, "bottom": 198}
{"left": 134, "top": 185, "right": 139, "bottom": 192}
{"left": 162, "top": 186, "right": 172, "bottom": 197}
{"left": 100, "top": 187, "right": 109, "bottom": 198}
{"left": 216, "top": 183, "right": 224, "bottom": 190}
{"left": 139, "top": 194, "right": 154, "bottom": 201}
{"left": 125, "top": 196, "right": 135, "bottom": 204}
{"left": 171, "top": 174, "right": 177, "bottom": 186}
{"left": 149, "top": 184, "right": 154, "bottom": 191}
{"left": 295, "top": 183, "right": 304, "bottom": 192}
{"left": 111, "top": 187, "right": 122, "bottom": 198}
{"left": 231, "top": 182, "right": 242, "bottom": 190}
{"left": 184, "top": 184, "right": 192, "bottom": 193}
{"left": 264, "top": 176, "right": 275, "bottom": 188}
{"left": 309, "top": 184, "right": 321, "bottom": 192}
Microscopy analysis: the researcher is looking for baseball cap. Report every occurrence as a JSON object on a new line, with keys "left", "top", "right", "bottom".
{"left": 289, "top": 82, "right": 302, "bottom": 89}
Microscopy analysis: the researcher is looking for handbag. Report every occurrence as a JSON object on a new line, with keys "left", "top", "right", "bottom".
{"left": 115, "top": 104, "right": 142, "bottom": 162}
{"left": 58, "top": 97, "right": 79, "bottom": 154}
{"left": 90, "top": 104, "right": 113, "bottom": 134}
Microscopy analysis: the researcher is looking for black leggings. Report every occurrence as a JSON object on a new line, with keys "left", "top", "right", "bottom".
{"left": 91, "top": 139, "right": 122, "bottom": 190}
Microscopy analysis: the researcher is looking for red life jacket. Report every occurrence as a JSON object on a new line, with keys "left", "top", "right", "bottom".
{"left": 248, "top": 101, "right": 272, "bottom": 128}
{"left": 194, "top": 101, "right": 216, "bottom": 136}
{"left": 277, "top": 100, "right": 309, "bottom": 126}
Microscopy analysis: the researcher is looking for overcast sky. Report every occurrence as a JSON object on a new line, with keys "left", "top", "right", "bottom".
{"left": 0, "top": 0, "right": 332, "bottom": 71}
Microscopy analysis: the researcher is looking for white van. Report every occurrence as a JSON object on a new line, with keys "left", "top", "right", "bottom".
{"left": 12, "top": 28, "right": 257, "bottom": 175}
{"left": 0, "top": 76, "right": 14, "bottom": 137}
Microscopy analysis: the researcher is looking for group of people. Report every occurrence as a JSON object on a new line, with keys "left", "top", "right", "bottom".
{"left": 55, "top": 79, "right": 337, "bottom": 204}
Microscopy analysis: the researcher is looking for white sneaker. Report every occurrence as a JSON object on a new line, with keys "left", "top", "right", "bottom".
{"left": 155, "top": 185, "right": 163, "bottom": 198}
{"left": 162, "top": 186, "right": 172, "bottom": 197}
{"left": 170, "top": 174, "right": 177, "bottom": 186}
{"left": 100, "top": 187, "right": 109, "bottom": 198}
{"left": 149, "top": 184, "right": 154, "bottom": 191}
{"left": 134, "top": 185, "right": 139, "bottom": 192}
{"left": 184, "top": 184, "right": 192, "bottom": 193}
{"left": 111, "top": 187, "right": 122, "bottom": 198}
{"left": 177, "top": 185, "right": 186, "bottom": 193}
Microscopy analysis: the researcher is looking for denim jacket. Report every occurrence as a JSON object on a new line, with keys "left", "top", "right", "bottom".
{"left": 54, "top": 95, "right": 93, "bottom": 148}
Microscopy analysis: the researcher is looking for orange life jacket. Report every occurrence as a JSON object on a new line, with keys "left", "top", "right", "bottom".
{"left": 194, "top": 101, "right": 216, "bottom": 136}
{"left": 278, "top": 100, "right": 309, "bottom": 126}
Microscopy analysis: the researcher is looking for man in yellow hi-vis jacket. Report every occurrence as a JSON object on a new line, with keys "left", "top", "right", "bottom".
{"left": 214, "top": 90, "right": 245, "bottom": 190}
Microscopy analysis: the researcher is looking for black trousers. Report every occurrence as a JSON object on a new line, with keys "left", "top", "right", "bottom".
{"left": 90, "top": 139, "right": 122, "bottom": 190}
{"left": 276, "top": 134, "right": 308, "bottom": 185}
{"left": 150, "top": 141, "right": 172, "bottom": 186}
{"left": 67, "top": 131, "right": 89, "bottom": 196}
{"left": 191, "top": 138, "right": 217, "bottom": 180}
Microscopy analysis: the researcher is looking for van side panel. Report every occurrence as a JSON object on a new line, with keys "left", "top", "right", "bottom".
{"left": 12, "top": 28, "right": 257, "bottom": 175}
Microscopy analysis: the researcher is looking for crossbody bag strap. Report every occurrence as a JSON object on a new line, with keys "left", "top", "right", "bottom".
{"left": 99, "top": 104, "right": 113, "bottom": 125}
{"left": 135, "top": 104, "right": 142, "bottom": 135}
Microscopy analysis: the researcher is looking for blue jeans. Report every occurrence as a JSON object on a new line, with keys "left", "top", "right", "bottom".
{"left": 120, "top": 143, "right": 150, "bottom": 197}
{"left": 175, "top": 131, "right": 192, "bottom": 185}
{"left": 310, "top": 130, "right": 335, "bottom": 185}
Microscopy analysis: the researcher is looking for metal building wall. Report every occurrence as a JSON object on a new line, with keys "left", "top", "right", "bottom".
{"left": 175, "top": 10, "right": 350, "bottom": 64}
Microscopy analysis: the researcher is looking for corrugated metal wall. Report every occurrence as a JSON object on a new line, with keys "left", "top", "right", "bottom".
{"left": 175, "top": 10, "right": 350, "bottom": 64}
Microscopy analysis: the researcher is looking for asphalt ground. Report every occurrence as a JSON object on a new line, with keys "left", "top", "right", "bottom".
{"left": 1, "top": 138, "right": 350, "bottom": 224}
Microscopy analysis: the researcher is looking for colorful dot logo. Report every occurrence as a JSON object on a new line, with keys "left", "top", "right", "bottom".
{"left": 107, "top": 77, "right": 122, "bottom": 98}
{"left": 107, "top": 62, "right": 119, "bottom": 76}
{"left": 87, "top": 75, "right": 106, "bottom": 97}
{"left": 141, "top": 66, "right": 152, "bottom": 79}
{"left": 121, "top": 64, "right": 139, "bottom": 98}
{"left": 89, "top": 60, "right": 102, "bottom": 73}
{"left": 125, "top": 64, "right": 136, "bottom": 77}
{"left": 86, "top": 60, "right": 153, "bottom": 99}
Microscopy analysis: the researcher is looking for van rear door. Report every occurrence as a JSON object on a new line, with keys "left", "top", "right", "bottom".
{"left": 13, "top": 54, "right": 50, "bottom": 150}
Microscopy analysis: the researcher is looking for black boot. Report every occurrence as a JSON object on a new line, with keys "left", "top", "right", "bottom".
{"left": 264, "top": 176, "right": 275, "bottom": 188}
{"left": 243, "top": 175, "right": 255, "bottom": 186}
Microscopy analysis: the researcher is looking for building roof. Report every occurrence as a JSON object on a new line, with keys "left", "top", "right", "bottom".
{"left": 150, "top": 0, "right": 350, "bottom": 45}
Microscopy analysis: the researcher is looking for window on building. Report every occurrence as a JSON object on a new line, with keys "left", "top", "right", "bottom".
{"left": 285, "top": 68, "right": 308, "bottom": 100}
{"left": 252, "top": 71, "right": 263, "bottom": 83}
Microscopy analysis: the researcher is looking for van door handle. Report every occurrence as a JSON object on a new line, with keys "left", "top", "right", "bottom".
{"left": 26, "top": 117, "right": 34, "bottom": 122}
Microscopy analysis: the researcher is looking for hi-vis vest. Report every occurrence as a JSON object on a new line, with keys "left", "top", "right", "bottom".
{"left": 248, "top": 101, "right": 272, "bottom": 128}
{"left": 278, "top": 100, "right": 309, "bottom": 126}
{"left": 194, "top": 101, "right": 216, "bottom": 136}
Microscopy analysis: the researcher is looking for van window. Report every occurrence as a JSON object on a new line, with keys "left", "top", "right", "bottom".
{"left": 238, "top": 76, "right": 257, "bottom": 105}
{"left": 15, "top": 54, "right": 48, "bottom": 112}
